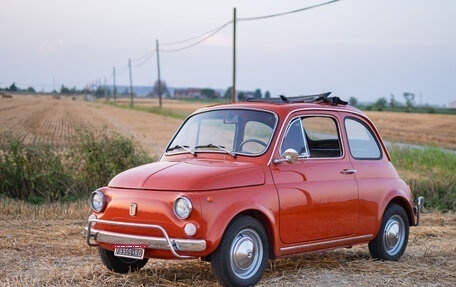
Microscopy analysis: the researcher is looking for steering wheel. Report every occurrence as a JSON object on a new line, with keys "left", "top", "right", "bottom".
{"left": 239, "top": 138, "right": 268, "bottom": 150}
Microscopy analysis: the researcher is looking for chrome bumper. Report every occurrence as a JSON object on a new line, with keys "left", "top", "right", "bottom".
{"left": 86, "top": 216, "right": 206, "bottom": 259}
{"left": 413, "top": 196, "right": 424, "bottom": 226}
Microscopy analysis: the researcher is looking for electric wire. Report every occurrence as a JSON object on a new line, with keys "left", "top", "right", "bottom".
{"left": 160, "top": 21, "right": 232, "bottom": 52}
{"left": 238, "top": 0, "right": 341, "bottom": 22}
{"left": 89, "top": 0, "right": 341, "bottom": 89}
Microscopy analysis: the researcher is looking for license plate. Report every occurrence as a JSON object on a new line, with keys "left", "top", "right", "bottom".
{"left": 114, "top": 245, "right": 145, "bottom": 259}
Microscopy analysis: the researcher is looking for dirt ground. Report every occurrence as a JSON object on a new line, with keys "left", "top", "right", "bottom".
{"left": 0, "top": 210, "right": 454, "bottom": 287}
{"left": 1, "top": 95, "right": 455, "bottom": 286}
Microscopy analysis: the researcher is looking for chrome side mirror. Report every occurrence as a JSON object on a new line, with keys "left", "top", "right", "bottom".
{"left": 273, "top": 148, "right": 299, "bottom": 164}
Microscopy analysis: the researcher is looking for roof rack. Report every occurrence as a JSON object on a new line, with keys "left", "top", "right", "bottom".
{"left": 244, "top": 92, "right": 348, "bottom": 106}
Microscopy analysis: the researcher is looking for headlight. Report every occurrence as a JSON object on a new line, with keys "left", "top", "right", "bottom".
{"left": 174, "top": 196, "right": 192, "bottom": 219}
{"left": 90, "top": 190, "right": 106, "bottom": 213}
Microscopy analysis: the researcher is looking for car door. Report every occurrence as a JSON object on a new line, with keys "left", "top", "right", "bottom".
{"left": 271, "top": 113, "right": 358, "bottom": 244}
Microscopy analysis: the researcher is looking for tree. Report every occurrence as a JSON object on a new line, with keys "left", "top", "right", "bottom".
{"left": 224, "top": 87, "right": 233, "bottom": 99}
{"left": 27, "top": 87, "right": 36, "bottom": 93}
{"left": 201, "top": 88, "right": 216, "bottom": 99}
{"left": 153, "top": 80, "right": 168, "bottom": 97}
{"left": 374, "top": 97, "right": 387, "bottom": 111}
{"left": 8, "top": 83, "right": 18, "bottom": 92}
{"left": 253, "top": 89, "right": 262, "bottom": 99}
{"left": 237, "top": 91, "right": 245, "bottom": 101}
{"left": 403, "top": 92, "right": 415, "bottom": 112}
{"left": 389, "top": 94, "right": 398, "bottom": 109}
{"left": 349, "top": 97, "right": 358, "bottom": 106}
{"left": 264, "top": 91, "right": 271, "bottom": 99}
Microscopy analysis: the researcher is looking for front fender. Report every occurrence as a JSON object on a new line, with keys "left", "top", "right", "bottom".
{"left": 200, "top": 184, "right": 279, "bottom": 255}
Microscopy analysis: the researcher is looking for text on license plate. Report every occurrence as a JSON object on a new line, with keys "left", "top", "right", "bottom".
{"left": 114, "top": 245, "right": 146, "bottom": 259}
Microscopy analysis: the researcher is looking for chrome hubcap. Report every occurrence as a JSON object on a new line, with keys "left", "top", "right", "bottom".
{"left": 230, "top": 229, "right": 263, "bottom": 279}
{"left": 383, "top": 215, "right": 404, "bottom": 255}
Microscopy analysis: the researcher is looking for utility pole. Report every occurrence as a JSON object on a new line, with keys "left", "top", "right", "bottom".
{"left": 128, "top": 58, "right": 134, "bottom": 107}
{"left": 232, "top": 7, "right": 237, "bottom": 103}
{"left": 104, "top": 77, "right": 107, "bottom": 100}
{"left": 156, "top": 39, "right": 162, "bottom": 108}
{"left": 113, "top": 66, "right": 117, "bottom": 103}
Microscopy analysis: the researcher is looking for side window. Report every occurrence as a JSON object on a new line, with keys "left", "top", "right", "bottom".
{"left": 345, "top": 118, "right": 381, "bottom": 159}
{"left": 281, "top": 118, "right": 309, "bottom": 157}
{"left": 302, "top": 117, "right": 342, "bottom": 158}
{"left": 281, "top": 116, "right": 342, "bottom": 158}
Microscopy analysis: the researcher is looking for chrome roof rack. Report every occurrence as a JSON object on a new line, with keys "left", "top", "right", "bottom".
{"left": 244, "top": 92, "right": 348, "bottom": 106}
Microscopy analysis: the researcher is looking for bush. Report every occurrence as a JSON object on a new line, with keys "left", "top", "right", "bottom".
{"left": 0, "top": 133, "right": 73, "bottom": 203}
{"left": 67, "top": 127, "right": 153, "bottom": 192}
{"left": 390, "top": 147, "right": 456, "bottom": 212}
{"left": 0, "top": 128, "right": 153, "bottom": 203}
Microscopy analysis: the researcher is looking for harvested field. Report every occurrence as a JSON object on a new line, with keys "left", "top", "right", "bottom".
{"left": 366, "top": 111, "right": 456, "bottom": 150}
{"left": 1, "top": 95, "right": 455, "bottom": 152}
{"left": 0, "top": 95, "right": 183, "bottom": 156}
{"left": 1, "top": 94, "right": 455, "bottom": 286}
{"left": 0, "top": 202, "right": 454, "bottom": 286}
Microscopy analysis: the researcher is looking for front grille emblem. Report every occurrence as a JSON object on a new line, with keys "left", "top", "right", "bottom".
{"left": 129, "top": 203, "right": 138, "bottom": 216}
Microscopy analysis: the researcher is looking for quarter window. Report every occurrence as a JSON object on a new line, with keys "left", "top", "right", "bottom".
{"left": 345, "top": 118, "right": 381, "bottom": 159}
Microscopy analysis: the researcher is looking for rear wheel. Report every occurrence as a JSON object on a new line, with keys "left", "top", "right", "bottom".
{"left": 98, "top": 247, "right": 149, "bottom": 273}
{"left": 211, "top": 216, "right": 269, "bottom": 287}
{"left": 369, "top": 204, "right": 409, "bottom": 261}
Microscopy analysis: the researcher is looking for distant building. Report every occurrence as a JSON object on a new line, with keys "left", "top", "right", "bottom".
{"left": 449, "top": 100, "right": 456, "bottom": 109}
{"left": 174, "top": 88, "right": 203, "bottom": 99}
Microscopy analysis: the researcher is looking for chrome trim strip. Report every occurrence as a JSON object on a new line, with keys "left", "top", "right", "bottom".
{"left": 414, "top": 196, "right": 424, "bottom": 226}
{"left": 86, "top": 218, "right": 206, "bottom": 259}
{"left": 280, "top": 234, "right": 373, "bottom": 253}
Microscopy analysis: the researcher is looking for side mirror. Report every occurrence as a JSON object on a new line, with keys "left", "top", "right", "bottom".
{"left": 273, "top": 148, "right": 299, "bottom": 164}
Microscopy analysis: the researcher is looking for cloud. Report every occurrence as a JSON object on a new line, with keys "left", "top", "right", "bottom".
{"left": 39, "top": 40, "right": 65, "bottom": 55}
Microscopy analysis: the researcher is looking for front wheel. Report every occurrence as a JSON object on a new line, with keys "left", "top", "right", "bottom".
{"left": 98, "top": 247, "right": 149, "bottom": 273}
{"left": 211, "top": 216, "right": 269, "bottom": 287}
{"left": 369, "top": 204, "right": 409, "bottom": 261}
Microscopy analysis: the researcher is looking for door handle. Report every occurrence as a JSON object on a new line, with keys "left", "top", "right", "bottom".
{"left": 340, "top": 169, "right": 357, "bottom": 175}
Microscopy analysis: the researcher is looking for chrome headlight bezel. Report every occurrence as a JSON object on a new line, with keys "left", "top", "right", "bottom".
{"left": 174, "top": 196, "right": 193, "bottom": 219}
{"left": 90, "top": 190, "right": 106, "bottom": 213}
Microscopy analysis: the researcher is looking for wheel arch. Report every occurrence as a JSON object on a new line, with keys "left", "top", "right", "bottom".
{"left": 236, "top": 209, "right": 276, "bottom": 260}
{"left": 387, "top": 196, "right": 415, "bottom": 226}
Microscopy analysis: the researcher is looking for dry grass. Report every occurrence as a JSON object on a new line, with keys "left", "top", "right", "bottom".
{"left": 0, "top": 201, "right": 454, "bottom": 286}
{"left": 366, "top": 111, "right": 456, "bottom": 150}
{"left": 1, "top": 95, "right": 455, "bottom": 286}
{"left": 1, "top": 95, "right": 455, "bottom": 154}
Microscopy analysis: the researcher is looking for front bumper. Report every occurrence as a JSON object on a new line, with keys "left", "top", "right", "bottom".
{"left": 413, "top": 196, "right": 424, "bottom": 226}
{"left": 85, "top": 216, "right": 206, "bottom": 259}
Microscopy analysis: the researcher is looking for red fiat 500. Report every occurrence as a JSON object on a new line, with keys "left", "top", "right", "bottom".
{"left": 86, "top": 94, "right": 423, "bottom": 287}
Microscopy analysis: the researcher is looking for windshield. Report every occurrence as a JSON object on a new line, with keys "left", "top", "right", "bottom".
{"left": 167, "top": 109, "right": 277, "bottom": 156}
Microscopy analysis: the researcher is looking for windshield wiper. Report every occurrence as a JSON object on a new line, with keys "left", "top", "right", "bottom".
{"left": 194, "top": 144, "right": 237, "bottom": 158}
{"left": 167, "top": 144, "right": 196, "bottom": 155}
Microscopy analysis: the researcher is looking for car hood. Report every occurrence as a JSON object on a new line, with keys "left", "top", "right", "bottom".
{"left": 108, "top": 159, "right": 265, "bottom": 191}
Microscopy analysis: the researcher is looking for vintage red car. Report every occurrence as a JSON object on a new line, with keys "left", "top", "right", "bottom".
{"left": 86, "top": 93, "right": 423, "bottom": 287}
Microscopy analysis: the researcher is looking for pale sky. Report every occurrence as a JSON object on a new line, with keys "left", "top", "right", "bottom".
{"left": 1, "top": 0, "right": 455, "bottom": 106}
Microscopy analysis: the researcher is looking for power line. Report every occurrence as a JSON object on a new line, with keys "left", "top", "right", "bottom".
{"left": 238, "top": 0, "right": 342, "bottom": 22}
{"left": 161, "top": 21, "right": 232, "bottom": 47}
{"left": 132, "top": 50, "right": 156, "bottom": 68}
{"left": 160, "top": 21, "right": 232, "bottom": 53}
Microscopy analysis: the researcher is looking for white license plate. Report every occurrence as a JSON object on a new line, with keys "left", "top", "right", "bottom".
{"left": 114, "top": 245, "right": 145, "bottom": 259}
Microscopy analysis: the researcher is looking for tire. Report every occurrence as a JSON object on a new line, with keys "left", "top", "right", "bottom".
{"left": 211, "top": 216, "right": 269, "bottom": 287}
{"left": 98, "top": 247, "right": 149, "bottom": 273}
{"left": 369, "top": 204, "right": 409, "bottom": 261}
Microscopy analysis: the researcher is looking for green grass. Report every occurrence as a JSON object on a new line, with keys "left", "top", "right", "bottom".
{"left": 104, "top": 101, "right": 189, "bottom": 119}
{"left": 389, "top": 147, "right": 456, "bottom": 212}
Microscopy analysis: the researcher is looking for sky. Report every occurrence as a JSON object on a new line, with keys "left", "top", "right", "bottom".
{"left": 1, "top": 0, "right": 455, "bottom": 106}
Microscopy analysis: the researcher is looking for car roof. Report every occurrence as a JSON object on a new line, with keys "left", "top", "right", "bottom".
{"left": 196, "top": 93, "right": 364, "bottom": 117}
